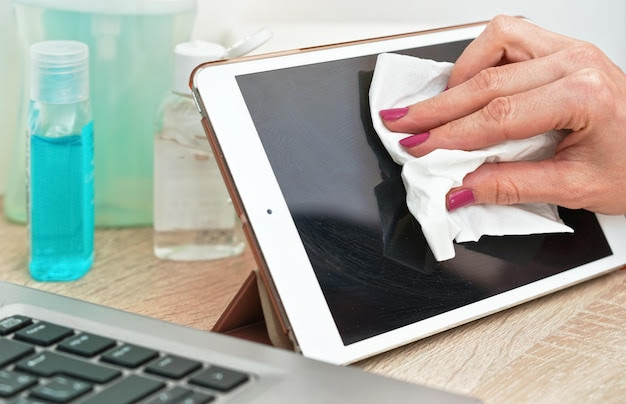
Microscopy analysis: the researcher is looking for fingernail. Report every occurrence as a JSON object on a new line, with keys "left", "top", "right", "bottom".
{"left": 447, "top": 188, "right": 475, "bottom": 211}
{"left": 399, "top": 132, "right": 430, "bottom": 148}
{"left": 379, "top": 107, "right": 409, "bottom": 121}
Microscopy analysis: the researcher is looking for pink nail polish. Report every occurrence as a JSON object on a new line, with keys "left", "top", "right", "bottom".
{"left": 399, "top": 132, "right": 430, "bottom": 148}
{"left": 379, "top": 107, "right": 409, "bottom": 121}
{"left": 447, "top": 189, "right": 475, "bottom": 211}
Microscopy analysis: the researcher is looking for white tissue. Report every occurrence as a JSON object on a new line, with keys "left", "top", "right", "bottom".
{"left": 369, "top": 53, "right": 573, "bottom": 261}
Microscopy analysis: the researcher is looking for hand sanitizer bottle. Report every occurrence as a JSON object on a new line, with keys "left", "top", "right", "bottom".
{"left": 28, "top": 40, "right": 94, "bottom": 281}
{"left": 153, "top": 30, "right": 270, "bottom": 261}
{"left": 153, "top": 41, "right": 243, "bottom": 261}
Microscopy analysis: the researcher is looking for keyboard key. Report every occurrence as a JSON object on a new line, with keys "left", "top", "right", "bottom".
{"left": 189, "top": 366, "right": 249, "bottom": 392}
{"left": 180, "top": 391, "right": 215, "bottom": 404}
{"left": 145, "top": 386, "right": 195, "bottom": 404}
{"left": 81, "top": 375, "right": 164, "bottom": 404}
{"left": 145, "top": 355, "right": 201, "bottom": 379}
{"left": 0, "top": 339, "right": 35, "bottom": 367}
{"left": 15, "top": 352, "right": 121, "bottom": 384}
{"left": 30, "top": 375, "right": 92, "bottom": 402}
{"left": 57, "top": 333, "right": 115, "bottom": 358}
{"left": 0, "top": 370, "right": 37, "bottom": 398}
{"left": 14, "top": 322, "right": 73, "bottom": 346}
{"left": 7, "top": 397, "right": 52, "bottom": 404}
{"left": 101, "top": 344, "right": 158, "bottom": 368}
{"left": 0, "top": 316, "right": 32, "bottom": 336}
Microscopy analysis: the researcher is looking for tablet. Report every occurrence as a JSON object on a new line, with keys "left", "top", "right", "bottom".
{"left": 191, "top": 20, "right": 626, "bottom": 365}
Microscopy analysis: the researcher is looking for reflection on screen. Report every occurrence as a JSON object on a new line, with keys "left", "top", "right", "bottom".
{"left": 236, "top": 40, "right": 613, "bottom": 345}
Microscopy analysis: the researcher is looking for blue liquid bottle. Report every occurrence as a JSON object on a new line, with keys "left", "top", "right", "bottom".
{"left": 28, "top": 41, "right": 94, "bottom": 281}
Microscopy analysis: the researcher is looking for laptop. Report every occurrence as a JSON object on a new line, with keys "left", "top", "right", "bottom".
{"left": 0, "top": 280, "right": 479, "bottom": 403}
{"left": 190, "top": 19, "right": 626, "bottom": 365}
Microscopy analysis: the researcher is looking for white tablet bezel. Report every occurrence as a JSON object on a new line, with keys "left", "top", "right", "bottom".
{"left": 192, "top": 22, "right": 626, "bottom": 365}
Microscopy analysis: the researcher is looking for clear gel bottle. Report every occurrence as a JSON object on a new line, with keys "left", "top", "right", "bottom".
{"left": 153, "top": 41, "right": 245, "bottom": 261}
{"left": 28, "top": 40, "right": 94, "bottom": 281}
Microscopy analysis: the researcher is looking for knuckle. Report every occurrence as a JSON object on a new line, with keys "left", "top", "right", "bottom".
{"left": 566, "top": 170, "right": 613, "bottom": 209}
{"left": 561, "top": 183, "right": 592, "bottom": 210}
{"left": 488, "top": 15, "right": 517, "bottom": 37}
{"left": 471, "top": 67, "right": 505, "bottom": 92}
{"left": 553, "top": 164, "right": 603, "bottom": 209}
{"left": 565, "top": 42, "right": 605, "bottom": 66}
{"left": 482, "top": 96, "right": 515, "bottom": 136}
{"left": 493, "top": 173, "right": 522, "bottom": 205}
{"left": 558, "top": 179, "right": 585, "bottom": 208}
{"left": 568, "top": 68, "right": 614, "bottom": 115}
{"left": 438, "top": 119, "right": 463, "bottom": 149}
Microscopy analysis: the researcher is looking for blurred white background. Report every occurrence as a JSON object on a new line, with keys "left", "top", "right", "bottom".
{"left": 192, "top": 0, "right": 626, "bottom": 69}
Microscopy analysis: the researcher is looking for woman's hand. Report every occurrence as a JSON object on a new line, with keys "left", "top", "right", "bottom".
{"left": 379, "top": 15, "right": 626, "bottom": 215}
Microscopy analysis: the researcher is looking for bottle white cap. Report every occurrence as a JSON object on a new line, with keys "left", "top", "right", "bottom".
{"left": 172, "top": 28, "right": 272, "bottom": 94}
{"left": 225, "top": 27, "right": 272, "bottom": 58}
{"left": 173, "top": 40, "right": 226, "bottom": 95}
{"left": 30, "top": 40, "right": 89, "bottom": 104}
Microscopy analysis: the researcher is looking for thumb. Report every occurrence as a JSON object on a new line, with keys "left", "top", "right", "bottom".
{"left": 446, "top": 160, "right": 573, "bottom": 210}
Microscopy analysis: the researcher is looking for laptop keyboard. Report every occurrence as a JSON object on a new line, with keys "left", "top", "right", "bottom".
{"left": 0, "top": 315, "right": 251, "bottom": 403}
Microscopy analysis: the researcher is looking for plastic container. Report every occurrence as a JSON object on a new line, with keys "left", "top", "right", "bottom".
{"left": 28, "top": 40, "right": 94, "bottom": 281}
{"left": 153, "top": 43, "right": 245, "bottom": 261}
{"left": 7, "top": 0, "right": 197, "bottom": 226}
{"left": 0, "top": 1, "right": 20, "bottom": 196}
{"left": 153, "top": 31, "right": 270, "bottom": 261}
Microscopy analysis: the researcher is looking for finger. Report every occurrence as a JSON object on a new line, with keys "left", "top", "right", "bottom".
{"left": 382, "top": 51, "right": 573, "bottom": 135}
{"left": 446, "top": 160, "right": 580, "bottom": 210}
{"left": 399, "top": 71, "right": 593, "bottom": 157}
{"left": 448, "top": 15, "right": 575, "bottom": 88}
{"left": 381, "top": 41, "right": 617, "bottom": 136}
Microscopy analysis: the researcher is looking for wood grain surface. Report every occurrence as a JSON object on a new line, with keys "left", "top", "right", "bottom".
{"left": 1, "top": 197, "right": 624, "bottom": 403}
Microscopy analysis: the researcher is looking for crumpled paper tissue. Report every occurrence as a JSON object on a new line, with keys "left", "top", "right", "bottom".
{"left": 369, "top": 52, "right": 572, "bottom": 261}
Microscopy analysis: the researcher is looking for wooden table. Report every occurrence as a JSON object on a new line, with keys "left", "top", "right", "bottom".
{"left": 1, "top": 197, "right": 624, "bottom": 403}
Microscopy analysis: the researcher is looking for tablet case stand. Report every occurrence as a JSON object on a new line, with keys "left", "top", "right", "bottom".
{"left": 212, "top": 270, "right": 294, "bottom": 351}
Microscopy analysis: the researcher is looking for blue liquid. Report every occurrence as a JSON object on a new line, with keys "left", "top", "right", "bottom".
{"left": 29, "top": 122, "right": 94, "bottom": 281}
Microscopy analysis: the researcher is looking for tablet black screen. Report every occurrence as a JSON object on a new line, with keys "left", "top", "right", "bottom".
{"left": 236, "top": 39, "right": 613, "bottom": 345}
